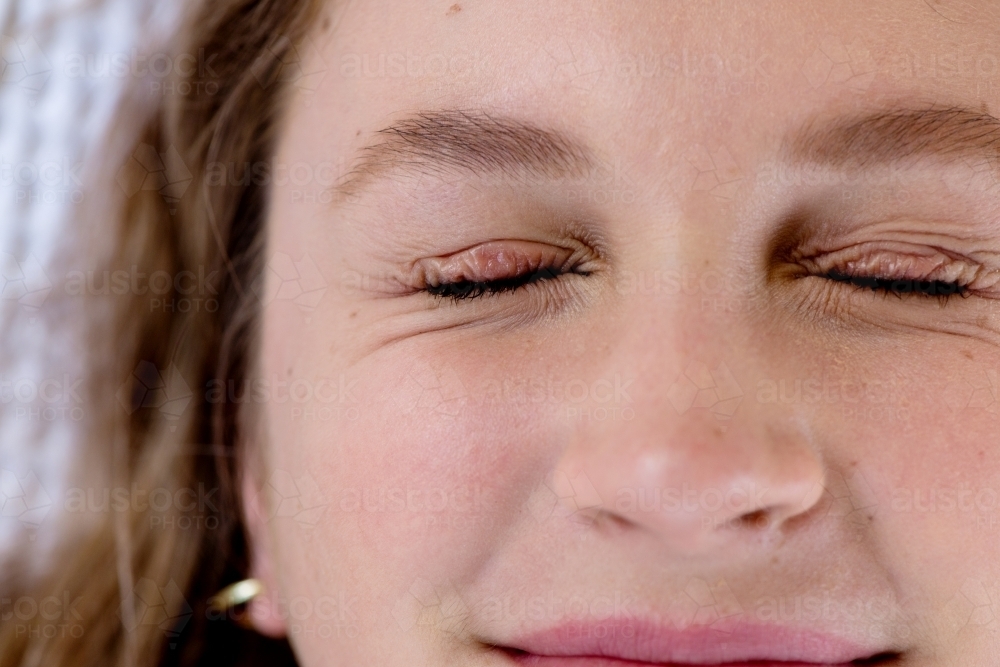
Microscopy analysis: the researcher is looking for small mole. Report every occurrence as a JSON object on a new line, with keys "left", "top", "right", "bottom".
{"left": 962, "top": 350, "right": 974, "bottom": 360}
{"left": 286, "top": 366, "right": 293, "bottom": 376}
{"left": 447, "top": 3, "right": 462, "bottom": 15}
{"left": 321, "top": 15, "right": 332, "bottom": 32}
{"left": 355, "top": 129, "right": 361, "bottom": 137}
{"left": 350, "top": 310, "right": 358, "bottom": 318}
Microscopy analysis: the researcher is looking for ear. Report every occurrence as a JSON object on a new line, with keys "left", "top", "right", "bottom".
{"left": 241, "top": 472, "right": 287, "bottom": 638}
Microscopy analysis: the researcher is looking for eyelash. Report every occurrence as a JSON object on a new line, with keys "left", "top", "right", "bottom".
{"left": 821, "top": 270, "right": 971, "bottom": 303}
{"left": 425, "top": 266, "right": 584, "bottom": 301}
{"left": 422, "top": 259, "right": 974, "bottom": 304}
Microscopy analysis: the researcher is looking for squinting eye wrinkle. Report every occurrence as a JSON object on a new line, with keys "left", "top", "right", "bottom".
{"left": 331, "top": 109, "right": 595, "bottom": 202}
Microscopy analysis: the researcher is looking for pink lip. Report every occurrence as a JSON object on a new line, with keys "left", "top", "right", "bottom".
{"left": 500, "top": 618, "right": 890, "bottom": 666}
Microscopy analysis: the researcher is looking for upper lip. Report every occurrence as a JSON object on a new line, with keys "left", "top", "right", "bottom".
{"left": 497, "top": 617, "right": 894, "bottom": 665}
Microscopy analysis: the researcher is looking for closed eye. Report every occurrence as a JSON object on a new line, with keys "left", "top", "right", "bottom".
{"left": 424, "top": 266, "right": 589, "bottom": 301}
{"left": 823, "top": 270, "right": 970, "bottom": 300}
{"left": 413, "top": 238, "right": 599, "bottom": 303}
{"left": 783, "top": 240, "right": 992, "bottom": 305}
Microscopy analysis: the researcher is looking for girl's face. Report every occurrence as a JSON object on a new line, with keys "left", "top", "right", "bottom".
{"left": 250, "top": 1, "right": 1000, "bottom": 665}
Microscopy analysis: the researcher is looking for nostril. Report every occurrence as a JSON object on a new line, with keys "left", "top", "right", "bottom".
{"left": 592, "top": 509, "right": 639, "bottom": 533}
{"left": 734, "top": 509, "right": 771, "bottom": 530}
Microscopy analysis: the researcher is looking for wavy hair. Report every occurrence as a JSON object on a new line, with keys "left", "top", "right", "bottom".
{"left": 0, "top": 1, "right": 324, "bottom": 665}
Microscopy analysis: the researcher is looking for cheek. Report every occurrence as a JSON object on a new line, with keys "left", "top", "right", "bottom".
{"left": 808, "top": 350, "right": 1000, "bottom": 606}
{"left": 330, "top": 352, "right": 561, "bottom": 565}
{"left": 259, "top": 315, "right": 571, "bottom": 611}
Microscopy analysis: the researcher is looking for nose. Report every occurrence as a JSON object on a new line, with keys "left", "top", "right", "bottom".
{"left": 552, "top": 358, "right": 826, "bottom": 553}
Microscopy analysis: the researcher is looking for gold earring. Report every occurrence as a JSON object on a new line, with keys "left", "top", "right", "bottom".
{"left": 209, "top": 578, "right": 263, "bottom": 612}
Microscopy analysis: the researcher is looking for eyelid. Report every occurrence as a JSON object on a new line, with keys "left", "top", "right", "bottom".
{"left": 794, "top": 241, "right": 1000, "bottom": 292}
{"left": 409, "top": 240, "right": 587, "bottom": 288}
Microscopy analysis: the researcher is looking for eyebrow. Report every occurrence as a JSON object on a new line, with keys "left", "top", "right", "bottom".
{"left": 332, "top": 110, "right": 595, "bottom": 201}
{"left": 785, "top": 104, "right": 1000, "bottom": 170}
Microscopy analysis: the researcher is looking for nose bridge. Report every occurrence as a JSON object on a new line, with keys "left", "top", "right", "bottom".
{"left": 594, "top": 291, "right": 747, "bottom": 440}
{"left": 554, "top": 302, "right": 826, "bottom": 550}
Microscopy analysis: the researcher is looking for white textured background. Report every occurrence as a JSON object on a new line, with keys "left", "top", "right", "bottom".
{"left": 0, "top": 0, "right": 184, "bottom": 569}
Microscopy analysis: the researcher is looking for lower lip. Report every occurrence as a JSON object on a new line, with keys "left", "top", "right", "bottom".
{"left": 500, "top": 620, "right": 874, "bottom": 666}
{"left": 510, "top": 658, "right": 855, "bottom": 667}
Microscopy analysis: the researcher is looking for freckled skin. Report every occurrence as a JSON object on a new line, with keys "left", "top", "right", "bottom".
{"left": 247, "top": 2, "right": 1000, "bottom": 665}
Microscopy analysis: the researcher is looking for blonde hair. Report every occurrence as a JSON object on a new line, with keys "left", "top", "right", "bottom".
{"left": 1, "top": 0, "right": 324, "bottom": 665}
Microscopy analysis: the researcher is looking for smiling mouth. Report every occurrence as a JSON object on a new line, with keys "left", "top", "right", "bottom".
{"left": 503, "top": 657, "right": 900, "bottom": 667}
{"left": 491, "top": 618, "right": 902, "bottom": 667}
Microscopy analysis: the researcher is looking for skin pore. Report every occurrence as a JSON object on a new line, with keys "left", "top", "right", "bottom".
{"left": 244, "top": 1, "right": 1000, "bottom": 665}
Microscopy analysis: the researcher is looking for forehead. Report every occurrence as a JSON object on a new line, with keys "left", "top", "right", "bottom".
{"left": 279, "top": 0, "right": 1000, "bottom": 191}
